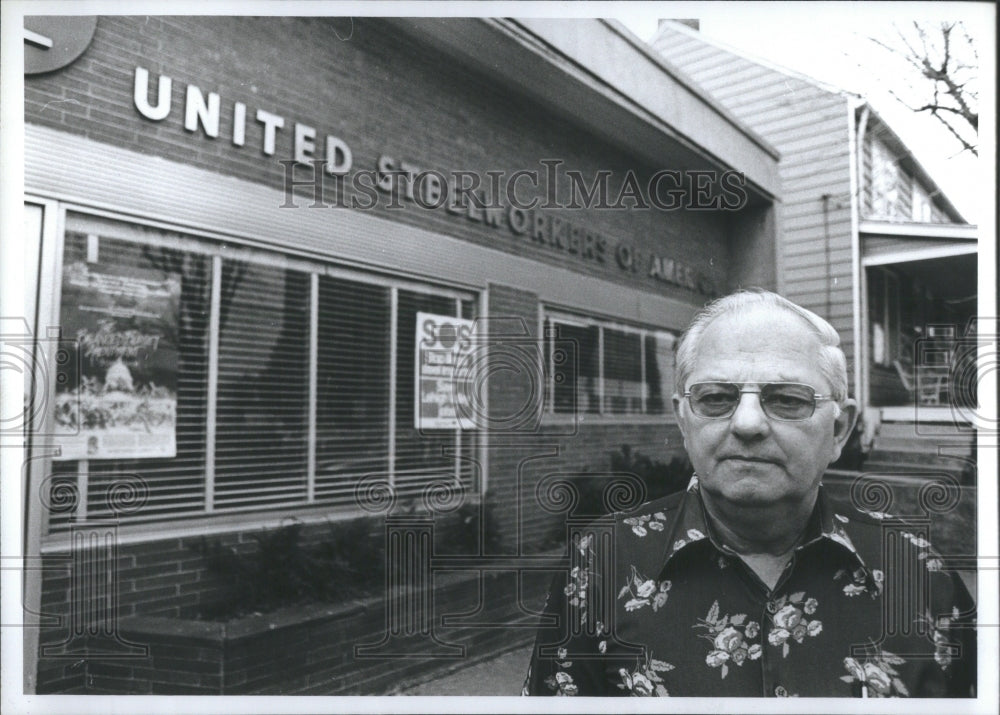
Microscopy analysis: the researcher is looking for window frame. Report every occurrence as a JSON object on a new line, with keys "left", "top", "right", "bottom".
{"left": 42, "top": 208, "right": 480, "bottom": 534}
{"left": 870, "top": 139, "right": 901, "bottom": 220}
{"left": 541, "top": 307, "right": 679, "bottom": 424}
{"left": 911, "top": 182, "right": 934, "bottom": 223}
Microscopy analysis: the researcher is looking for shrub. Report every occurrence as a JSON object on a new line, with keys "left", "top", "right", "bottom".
{"left": 609, "top": 444, "right": 692, "bottom": 503}
{"left": 191, "top": 501, "right": 502, "bottom": 620}
{"left": 433, "top": 500, "right": 504, "bottom": 555}
{"left": 191, "top": 517, "right": 385, "bottom": 620}
{"left": 545, "top": 446, "right": 692, "bottom": 544}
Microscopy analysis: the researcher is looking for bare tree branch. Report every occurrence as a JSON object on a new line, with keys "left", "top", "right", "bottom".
{"left": 869, "top": 21, "right": 978, "bottom": 155}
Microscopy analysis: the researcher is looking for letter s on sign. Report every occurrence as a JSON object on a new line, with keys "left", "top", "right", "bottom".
{"left": 720, "top": 171, "right": 748, "bottom": 210}
{"left": 421, "top": 317, "right": 438, "bottom": 347}
{"left": 377, "top": 155, "right": 396, "bottom": 193}
{"left": 457, "top": 324, "right": 472, "bottom": 352}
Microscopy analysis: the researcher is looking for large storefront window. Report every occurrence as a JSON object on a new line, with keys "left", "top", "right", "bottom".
{"left": 544, "top": 310, "right": 676, "bottom": 417}
{"left": 47, "top": 214, "right": 478, "bottom": 530}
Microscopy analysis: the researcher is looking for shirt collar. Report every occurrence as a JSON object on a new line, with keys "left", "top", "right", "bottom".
{"left": 656, "top": 478, "right": 871, "bottom": 580}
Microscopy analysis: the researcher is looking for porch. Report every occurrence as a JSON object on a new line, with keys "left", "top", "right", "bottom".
{"left": 859, "top": 221, "right": 979, "bottom": 483}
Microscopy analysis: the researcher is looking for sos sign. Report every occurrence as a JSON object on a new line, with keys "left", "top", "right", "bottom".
{"left": 415, "top": 312, "right": 477, "bottom": 430}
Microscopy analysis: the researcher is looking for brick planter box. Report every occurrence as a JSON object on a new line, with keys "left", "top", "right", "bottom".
{"left": 79, "top": 567, "right": 549, "bottom": 694}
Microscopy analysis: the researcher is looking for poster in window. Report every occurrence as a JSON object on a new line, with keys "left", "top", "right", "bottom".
{"left": 54, "top": 259, "right": 180, "bottom": 460}
{"left": 415, "top": 312, "right": 477, "bottom": 430}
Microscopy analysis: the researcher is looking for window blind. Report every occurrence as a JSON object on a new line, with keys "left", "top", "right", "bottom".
{"left": 645, "top": 331, "right": 676, "bottom": 415}
{"left": 544, "top": 310, "right": 678, "bottom": 419}
{"left": 47, "top": 214, "right": 479, "bottom": 530}
{"left": 314, "top": 275, "right": 391, "bottom": 503}
{"left": 393, "top": 290, "right": 479, "bottom": 498}
{"left": 213, "top": 261, "right": 310, "bottom": 509}
{"left": 603, "top": 328, "right": 643, "bottom": 414}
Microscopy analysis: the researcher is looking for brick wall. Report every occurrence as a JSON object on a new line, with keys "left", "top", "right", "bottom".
{"left": 485, "top": 283, "right": 689, "bottom": 551}
{"left": 45, "top": 562, "right": 545, "bottom": 694}
{"left": 25, "top": 16, "right": 731, "bottom": 300}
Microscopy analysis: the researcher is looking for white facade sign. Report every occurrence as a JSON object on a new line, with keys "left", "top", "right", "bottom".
{"left": 415, "top": 312, "right": 477, "bottom": 430}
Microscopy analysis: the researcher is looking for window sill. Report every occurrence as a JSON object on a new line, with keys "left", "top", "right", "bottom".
{"left": 540, "top": 413, "right": 678, "bottom": 427}
{"left": 40, "top": 495, "right": 484, "bottom": 552}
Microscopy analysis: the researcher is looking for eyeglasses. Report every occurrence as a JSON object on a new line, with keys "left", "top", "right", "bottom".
{"left": 683, "top": 382, "right": 833, "bottom": 421}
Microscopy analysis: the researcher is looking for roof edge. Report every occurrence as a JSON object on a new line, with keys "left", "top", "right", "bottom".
{"left": 651, "top": 19, "right": 861, "bottom": 100}
{"left": 391, "top": 17, "right": 781, "bottom": 199}
{"left": 649, "top": 19, "right": 967, "bottom": 225}
{"left": 602, "top": 18, "right": 780, "bottom": 161}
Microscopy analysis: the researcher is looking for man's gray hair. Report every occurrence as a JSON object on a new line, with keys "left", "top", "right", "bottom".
{"left": 674, "top": 289, "right": 850, "bottom": 406}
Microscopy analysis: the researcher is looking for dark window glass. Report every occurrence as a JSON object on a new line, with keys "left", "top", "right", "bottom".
{"left": 314, "top": 276, "right": 391, "bottom": 502}
{"left": 549, "top": 321, "right": 599, "bottom": 414}
{"left": 213, "top": 261, "right": 309, "bottom": 509}
{"left": 603, "top": 328, "right": 643, "bottom": 414}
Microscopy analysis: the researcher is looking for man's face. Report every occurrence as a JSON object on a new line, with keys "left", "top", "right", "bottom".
{"left": 673, "top": 308, "right": 857, "bottom": 510}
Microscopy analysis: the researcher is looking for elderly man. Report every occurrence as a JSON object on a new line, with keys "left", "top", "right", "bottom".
{"left": 523, "top": 289, "right": 975, "bottom": 697}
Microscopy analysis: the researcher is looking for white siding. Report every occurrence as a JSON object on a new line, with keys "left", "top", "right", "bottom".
{"left": 652, "top": 24, "right": 858, "bottom": 390}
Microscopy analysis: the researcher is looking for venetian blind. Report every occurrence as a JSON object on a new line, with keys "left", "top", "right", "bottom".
{"left": 314, "top": 275, "right": 391, "bottom": 504}
{"left": 46, "top": 216, "right": 480, "bottom": 530}
{"left": 603, "top": 327, "right": 643, "bottom": 414}
{"left": 544, "top": 311, "right": 677, "bottom": 418}
{"left": 213, "top": 261, "right": 310, "bottom": 509}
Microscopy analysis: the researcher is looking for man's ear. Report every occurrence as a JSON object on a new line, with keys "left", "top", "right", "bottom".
{"left": 672, "top": 393, "right": 689, "bottom": 445}
{"left": 830, "top": 398, "right": 859, "bottom": 462}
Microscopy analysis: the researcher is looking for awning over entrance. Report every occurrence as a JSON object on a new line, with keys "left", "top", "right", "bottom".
{"left": 861, "top": 220, "right": 977, "bottom": 264}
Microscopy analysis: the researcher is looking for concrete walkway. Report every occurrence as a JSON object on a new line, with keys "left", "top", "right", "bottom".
{"left": 399, "top": 643, "right": 534, "bottom": 696}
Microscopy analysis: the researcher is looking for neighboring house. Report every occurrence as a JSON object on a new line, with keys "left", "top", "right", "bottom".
{"left": 651, "top": 20, "right": 978, "bottom": 480}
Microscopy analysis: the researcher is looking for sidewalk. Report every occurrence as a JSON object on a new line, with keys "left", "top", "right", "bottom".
{"left": 399, "top": 643, "right": 534, "bottom": 696}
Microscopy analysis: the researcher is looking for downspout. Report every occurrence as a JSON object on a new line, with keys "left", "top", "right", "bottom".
{"left": 851, "top": 101, "right": 874, "bottom": 449}
{"left": 821, "top": 193, "right": 832, "bottom": 320}
{"left": 857, "top": 104, "right": 869, "bottom": 215}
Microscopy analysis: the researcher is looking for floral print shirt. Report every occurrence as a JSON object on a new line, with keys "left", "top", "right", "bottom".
{"left": 522, "top": 481, "right": 976, "bottom": 697}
